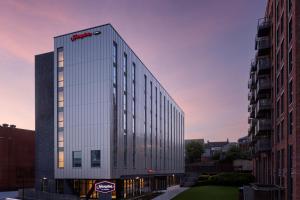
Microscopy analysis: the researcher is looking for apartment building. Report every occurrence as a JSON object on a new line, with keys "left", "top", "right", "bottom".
{"left": 35, "top": 24, "right": 185, "bottom": 199}
{"left": 248, "top": 0, "right": 298, "bottom": 199}
{"left": 0, "top": 124, "right": 35, "bottom": 191}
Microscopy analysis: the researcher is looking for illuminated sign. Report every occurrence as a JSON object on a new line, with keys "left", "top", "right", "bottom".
{"left": 71, "top": 32, "right": 92, "bottom": 41}
{"left": 95, "top": 181, "right": 115, "bottom": 193}
{"left": 71, "top": 31, "right": 101, "bottom": 41}
{"left": 147, "top": 169, "right": 155, "bottom": 173}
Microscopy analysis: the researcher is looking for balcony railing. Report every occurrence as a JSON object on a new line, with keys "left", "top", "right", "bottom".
{"left": 256, "top": 36, "right": 271, "bottom": 50}
{"left": 250, "top": 118, "right": 257, "bottom": 127}
{"left": 254, "top": 137, "right": 271, "bottom": 153}
{"left": 248, "top": 90, "right": 255, "bottom": 104}
{"left": 250, "top": 104, "right": 256, "bottom": 118}
{"left": 256, "top": 79, "right": 271, "bottom": 96}
{"left": 257, "top": 18, "right": 271, "bottom": 39}
{"left": 256, "top": 99, "right": 272, "bottom": 115}
{"left": 257, "top": 57, "right": 271, "bottom": 74}
{"left": 251, "top": 60, "right": 257, "bottom": 72}
{"left": 248, "top": 119, "right": 256, "bottom": 135}
{"left": 248, "top": 76, "right": 256, "bottom": 89}
{"left": 256, "top": 119, "right": 272, "bottom": 135}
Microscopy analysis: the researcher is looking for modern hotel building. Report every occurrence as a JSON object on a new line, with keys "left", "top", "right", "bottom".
{"left": 247, "top": 0, "right": 299, "bottom": 199}
{"left": 35, "top": 24, "right": 185, "bottom": 199}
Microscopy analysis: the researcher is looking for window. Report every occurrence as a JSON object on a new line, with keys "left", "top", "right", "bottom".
{"left": 113, "top": 42, "right": 117, "bottom": 65}
{"left": 288, "top": 19, "right": 293, "bottom": 43}
{"left": 276, "top": 4, "right": 279, "bottom": 22}
{"left": 58, "top": 131, "right": 64, "bottom": 148}
{"left": 288, "top": 81, "right": 293, "bottom": 104}
{"left": 144, "top": 75, "right": 147, "bottom": 168}
{"left": 156, "top": 87, "right": 158, "bottom": 170}
{"left": 288, "top": 0, "right": 292, "bottom": 13}
{"left": 58, "top": 71, "right": 64, "bottom": 87}
{"left": 281, "top": 67, "right": 284, "bottom": 88}
{"left": 276, "top": 100, "right": 280, "bottom": 118}
{"left": 58, "top": 91, "right": 64, "bottom": 108}
{"left": 281, "top": 120, "right": 284, "bottom": 140}
{"left": 91, "top": 150, "right": 101, "bottom": 167}
{"left": 281, "top": 41, "right": 284, "bottom": 61}
{"left": 276, "top": 76, "right": 280, "bottom": 95}
{"left": 288, "top": 111, "right": 293, "bottom": 135}
{"left": 276, "top": 150, "right": 280, "bottom": 185}
{"left": 276, "top": 124, "right": 280, "bottom": 143}
{"left": 170, "top": 104, "right": 173, "bottom": 167}
{"left": 276, "top": 76, "right": 279, "bottom": 95}
{"left": 281, "top": 93, "right": 284, "bottom": 114}
{"left": 289, "top": 145, "right": 293, "bottom": 169}
{"left": 150, "top": 81, "right": 153, "bottom": 168}
{"left": 123, "top": 54, "right": 128, "bottom": 167}
{"left": 288, "top": 49, "right": 293, "bottom": 73}
{"left": 112, "top": 42, "right": 118, "bottom": 168}
{"left": 276, "top": 52, "right": 280, "bottom": 71}
{"left": 58, "top": 111, "right": 64, "bottom": 122}
{"left": 57, "top": 47, "right": 64, "bottom": 68}
{"left": 58, "top": 151, "right": 64, "bottom": 168}
{"left": 57, "top": 47, "right": 64, "bottom": 168}
{"left": 280, "top": 15, "right": 284, "bottom": 34}
{"left": 72, "top": 151, "right": 82, "bottom": 167}
{"left": 281, "top": 149, "right": 285, "bottom": 186}
{"left": 163, "top": 96, "right": 166, "bottom": 169}
{"left": 132, "top": 62, "right": 136, "bottom": 168}
{"left": 56, "top": 180, "right": 64, "bottom": 194}
{"left": 276, "top": 28, "right": 280, "bottom": 47}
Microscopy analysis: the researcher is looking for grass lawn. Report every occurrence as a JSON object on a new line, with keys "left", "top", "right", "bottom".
{"left": 172, "top": 185, "right": 239, "bottom": 200}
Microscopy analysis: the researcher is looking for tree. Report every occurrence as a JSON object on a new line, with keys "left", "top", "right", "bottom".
{"left": 186, "top": 141, "right": 204, "bottom": 163}
{"left": 223, "top": 146, "right": 251, "bottom": 162}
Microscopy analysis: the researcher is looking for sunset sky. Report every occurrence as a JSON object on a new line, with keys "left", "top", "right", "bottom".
{"left": 0, "top": 0, "right": 266, "bottom": 141}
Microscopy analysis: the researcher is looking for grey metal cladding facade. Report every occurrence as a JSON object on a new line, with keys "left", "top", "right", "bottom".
{"left": 54, "top": 24, "right": 184, "bottom": 180}
{"left": 35, "top": 52, "right": 55, "bottom": 191}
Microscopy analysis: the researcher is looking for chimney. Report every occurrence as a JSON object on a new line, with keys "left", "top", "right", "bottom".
{"left": 2, "top": 123, "right": 9, "bottom": 128}
{"left": 10, "top": 125, "right": 16, "bottom": 128}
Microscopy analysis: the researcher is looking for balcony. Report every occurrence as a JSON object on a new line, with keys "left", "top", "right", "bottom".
{"left": 254, "top": 137, "right": 271, "bottom": 153}
{"left": 248, "top": 75, "right": 256, "bottom": 89}
{"left": 248, "top": 90, "right": 256, "bottom": 104}
{"left": 255, "top": 36, "right": 271, "bottom": 56}
{"left": 256, "top": 99, "right": 272, "bottom": 117}
{"left": 257, "top": 18, "right": 271, "bottom": 37}
{"left": 251, "top": 60, "right": 257, "bottom": 72}
{"left": 257, "top": 57, "right": 271, "bottom": 75}
{"left": 255, "top": 119, "right": 272, "bottom": 135}
{"left": 250, "top": 118, "right": 257, "bottom": 128}
{"left": 256, "top": 78, "right": 271, "bottom": 97}
{"left": 249, "top": 104, "right": 256, "bottom": 118}
{"left": 248, "top": 119, "right": 256, "bottom": 135}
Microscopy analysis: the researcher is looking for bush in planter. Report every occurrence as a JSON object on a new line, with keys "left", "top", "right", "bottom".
{"left": 198, "top": 175, "right": 210, "bottom": 181}
{"left": 207, "top": 172, "right": 254, "bottom": 186}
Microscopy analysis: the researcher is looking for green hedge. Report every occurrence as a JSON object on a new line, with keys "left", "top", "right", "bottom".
{"left": 196, "top": 172, "right": 254, "bottom": 187}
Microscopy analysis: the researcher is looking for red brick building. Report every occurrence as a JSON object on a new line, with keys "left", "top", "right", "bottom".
{"left": 248, "top": 0, "right": 299, "bottom": 199}
{"left": 0, "top": 124, "right": 35, "bottom": 191}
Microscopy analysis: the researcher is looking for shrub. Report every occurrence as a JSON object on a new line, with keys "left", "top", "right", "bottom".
{"left": 198, "top": 175, "right": 210, "bottom": 181}
{"left": 207, "top": 172, "right": 254, "bottom": 186}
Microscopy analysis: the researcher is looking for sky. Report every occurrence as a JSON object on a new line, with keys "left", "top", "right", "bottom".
{"left": 0, "top": 0, "right": 266, "bottom": 141}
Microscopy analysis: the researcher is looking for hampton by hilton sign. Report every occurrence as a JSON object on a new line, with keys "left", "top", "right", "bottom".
{"left": 71, "top": 31, "right": 101, "bottom": 41}
{"left": 95, "top": 181, "right": 115, "bottom": 193}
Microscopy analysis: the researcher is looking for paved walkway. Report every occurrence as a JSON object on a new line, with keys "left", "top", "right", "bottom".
{"left": 0, "top": 191, "right": 18, "bottom": 200}
{"left": 243, "top": 186, "right": 254, "bottom": 200}
{"left": 153, "top": 185, "right": 189, "bottom": 200}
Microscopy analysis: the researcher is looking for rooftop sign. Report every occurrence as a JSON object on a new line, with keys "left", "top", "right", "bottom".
{"left": 71, "top": 31, "right": 101, "bottom": 41}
